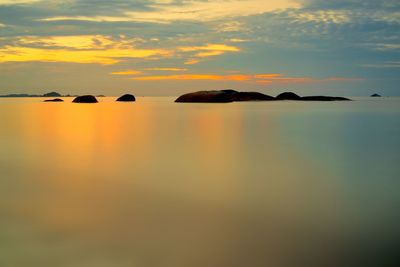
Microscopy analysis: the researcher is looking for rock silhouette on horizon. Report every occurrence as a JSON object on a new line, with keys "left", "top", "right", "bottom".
{"left": 175, "top": 90, "right": 275, "bottom": 103}
{"left": 43, "top": 92, "right": 62, "bottom": 97}
{"left": 276, "top": 92, "right": 302, "bottom": 100}
{"left": 176, "top": 90, "right": 351, "bottom": 103}
{"left": 44, "top": 98, "right": 64, "bottom": 102}
{"left": 72, "top": 95, "right": 98, "bottom": 103}
{"left": 116, "top": 94, "right": 136, "bottom": 102}
{"left": 371, "top": 94, "right": 381, "bottom": 97}
{"left": 301, "top": 96, "right": 351, "bottom": 101}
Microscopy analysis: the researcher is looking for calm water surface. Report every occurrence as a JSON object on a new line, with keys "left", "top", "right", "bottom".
{"left": 0, "top": 97, "right": 399, "bottom": 266}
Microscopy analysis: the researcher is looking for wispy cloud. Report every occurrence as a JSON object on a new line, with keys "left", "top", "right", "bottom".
{"left": 0, "top": 46, "right": 170, "bottom": 64}
{"left": 288, "top": 10, "right": 352, "bottom": 24}
{"left": 373, "top": 43, "right": 400, "bottom": 51}
{"left": 18, "top": 35, "right": 116, "bottom": 49}
{"left": 144, "top": 67, "right": 188, "bottom": 72}
{"left": 0, "top": 0, "right": 40, "bottom": 5}
{"left": 129, "top": 73, "right": 362, "bottom": 85}
{"left": 111, "top": 70, "right": 143, "bottom": 75}
{"left": 361, "top": 61, "right": 400, "bottom": 68}
{"left": 39, "top": 0, "right": 302, "bottom": 23}
{"left": 179, "top": 43, "right": 240, "bottom": 64}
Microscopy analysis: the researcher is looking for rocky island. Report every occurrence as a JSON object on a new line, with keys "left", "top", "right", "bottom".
{"left": 72, "top": 95, "right": 98, "bottom": 103}
{"left": 116, "top": 94, "right": 136, "bottom": 102}
{"left": 175, "top": 90, "right": 351, "bottom": 103}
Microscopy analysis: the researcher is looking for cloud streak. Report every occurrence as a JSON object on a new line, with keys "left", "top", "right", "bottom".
{"left": 0, "top": 46, "right": 170, "bottom": 64}
{"left": 39, "top": 0, "right": 302, "bottom": 23}
{"left": 129, "top": 73, "right": 362, "bottom": 85}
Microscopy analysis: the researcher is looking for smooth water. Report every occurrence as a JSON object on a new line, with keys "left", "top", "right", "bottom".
{"left": 0, "top": 97, "right": 399, "bottom": 267}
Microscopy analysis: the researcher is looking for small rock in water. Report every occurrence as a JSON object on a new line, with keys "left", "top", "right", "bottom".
{"left": 72, "top": 95, "right": 98, "bottom": 103}
{"left": 44, "top": 98, "right": 64, "bottom": 102}
{"left": 116, "top": 94, "right": 136, "bottom": 102}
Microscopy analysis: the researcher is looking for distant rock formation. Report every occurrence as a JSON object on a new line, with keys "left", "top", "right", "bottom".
{"left": 176, "top": 90, "right": 351, "bottom": 103}
{"left": 276, "top": 92, "right": 301, "bottom": 100}
{"left": 276, "top": 92, "right": 350, "bottom": 101}
{"left": 43, "top": 92, "right": 62, "bottom": 97}
{"left": 301, "top": 96, "right": 351, "bottom": 101}
{"left": 232, "top": 92, "right": 276, "bottom": 101}
{"left": 72, "top": 95, "right": 98, "bottom": 103}
{"left": 175, "top": 90, "right": 275, "bottom": 103}
{"left": 371, "top": 94, "right": 381, "bottom": 97}
{"left": 116, "top": 94, "right": 136, "bottom": 102}
{"left": 44, "top": 98, "right": 64, "bottom": 102}
{"left": 97, "top": 95, "right": 106, "bottom": 97}
{"left": 0, "top": 91, "right": 64, "bottom": 98}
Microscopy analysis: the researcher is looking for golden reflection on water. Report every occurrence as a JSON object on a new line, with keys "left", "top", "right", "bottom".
{"left": 1, "top": 97, "right": 399, "bottom": 267}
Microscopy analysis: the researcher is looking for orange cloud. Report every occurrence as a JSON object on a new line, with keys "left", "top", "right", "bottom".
{"left": 144, "top": 67, "right": 188, "bottom": 72}
{"left": 179, "top": 44, "right": 240, "bottom": 64}
{"left": 0, "top": 46, "right": 170, "bottom": 65}
{"left": 131, "top": 74, "right": 226, "bottom": 81}
{"left": 129, "top": 73, "right": 362, "bottom": 84}
{"left": 111, "top": 70, "right": 143, "bottom": 75}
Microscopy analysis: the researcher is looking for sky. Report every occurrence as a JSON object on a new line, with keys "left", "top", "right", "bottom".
{"left": 0, "top": 0, "right": 399, "bottom": 96}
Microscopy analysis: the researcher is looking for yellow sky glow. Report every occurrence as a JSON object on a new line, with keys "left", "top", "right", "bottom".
{"left": 111, "top": 70, "right": 143, "bottom": 75}
{"left": 39, "top": 0, "right": 301, "bottom": 23}
{"left": 0, "top": 46, "right": 170, "bottom": 65}
{"left": 129, "top": 73, "right": 362, "bottom": 84}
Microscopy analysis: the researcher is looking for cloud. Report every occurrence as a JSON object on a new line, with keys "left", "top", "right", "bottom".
{"left": 373, "top": 43, "right": 400, "bottom": 51}
{"left": 129, "top": 73, "right": 362, "bottom": 84}
{"left": 0, "top": 0, "right": 40, "bottom": 5}
{"left": 39, "top": 0, "right": 302, "bottom": 23}
{"left": 361, "top": 61, "right": 400, "bottom": 68}
{"left": 288, "top": 10, "right": 352, "bottom": 24}
{"left": 111, "top": 70, "right": 143, "bottom": 75}
{"left": 0, "top": 46, "right": 170, "bottom": 65}
{"left": 18, "top": 35, "right": 116, "bottom": 49}
{"left": 144, "top": 67, "right": 188, "bottom": 71}
{"left": 179, "top": 43, "right": 240, "bottom": 64}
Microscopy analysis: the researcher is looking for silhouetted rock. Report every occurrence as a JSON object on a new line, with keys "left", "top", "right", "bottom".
{"left": 371, "top": 94, "right": 381, "bottom": 97}
{"left": 176, "top": 90, "right": 351, "bottom": 103}
{"left": 175, "top": 91, "right": 234, "bottom": 103}
{"left": 43, "top": 92, "right": 61, "bottom": 97}
{"left": 72, "top": 95, "right": 98, "bottom": 103}
{"left": 276, "top": 92, "right": 301, "bottom": 100}
{"left": 97, "top": 95, "right": 106, "bottom": 97}
{"left": 175, "top": 90, "right": 276, "bottom": 103}
{"left": 301, "top": 96, "right": 351, "bottom": 101}
{"left": 44, "top": 98, "right": 64, "bottom": 102}
{"left": 116, "top": 94, "right": 136, "bottom": 102}
{"left": 221, "top": 89, "right": 239, "bottom": 94}
{"left": 232, "top": 92, "right": 276, "bottom": 101}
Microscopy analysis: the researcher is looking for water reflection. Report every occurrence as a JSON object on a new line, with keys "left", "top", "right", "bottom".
{"left": 0, "top": 97, "right": 399, "bottom": 267}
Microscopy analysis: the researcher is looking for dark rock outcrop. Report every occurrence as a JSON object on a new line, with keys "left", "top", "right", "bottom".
{"left": 276, "top": 92, "right": 301, "bottom": 100}
{"left": 44, "top": 98, "right": 64, "bottom": 102}
{"left": 301, "top": 96, "right": 351, "bottom": 101}
{"left": 43, "top": 92, "right": 62, "bottom": 97}
{"left": 276, "top": 92, "right": 350, "bottom": 101}
{"left": 371, "top": 94, "right": 381, "bottom": 97}
{"left": 116, "top": 94, "right": 136, "bottom": 102}
{"left": 175, "top": 90, "right": 235, "bottom": 103}
{"left": 72, "top": 95, "right": 98, "bottom": 103}
{"left": 232, "top": 92, "right": 276, "bottom": 101}
{"left": 176, "top": 90, "right": 351, "bottom": 103}
{"left": 175, "top": 90, "right": 275, "bottom": 103}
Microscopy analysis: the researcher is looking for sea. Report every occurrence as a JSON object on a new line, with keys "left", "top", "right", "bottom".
{"left": 0, "top": 97, "right": 399, "bottom": 267}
